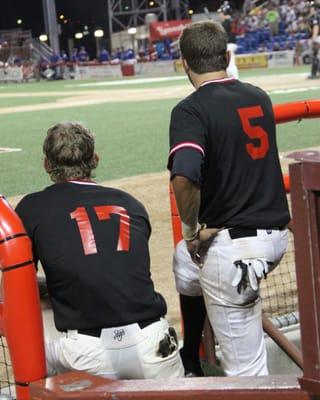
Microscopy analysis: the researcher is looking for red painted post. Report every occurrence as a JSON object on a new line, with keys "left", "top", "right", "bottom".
{"left": 290, "top": 158, "right": 320, "bottom": 397}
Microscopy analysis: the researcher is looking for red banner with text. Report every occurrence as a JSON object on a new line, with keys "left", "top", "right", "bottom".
{"left": 149, "top": 19, "right": 191, "bottom": 41}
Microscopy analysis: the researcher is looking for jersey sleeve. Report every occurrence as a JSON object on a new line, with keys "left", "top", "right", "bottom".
{"left": 15, "top": 196, "right": 39, "bottom": 266}
{"left": 170, "top": 148, "right": 204, "bottom": 187}
{"left": 134, "top": 199, "right": 152, "bottom": 239}
{"left": 168, "top": 99, "right": 207, "bottom": 171}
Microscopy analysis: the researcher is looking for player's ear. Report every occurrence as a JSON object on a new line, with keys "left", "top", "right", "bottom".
{"left": 182, "top": 58, "right": 190, "bottom": 74}
{"left": 94, "top": 153, "right": 99, "bottom": 167}
{"left": 226, "top": 50, "right": 231, "bottom": 69}
{"left": 43, "top": 157, "right": 51, "bottom": 173}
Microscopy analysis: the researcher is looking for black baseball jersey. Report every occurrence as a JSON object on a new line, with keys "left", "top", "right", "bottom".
{"left": 222, "top": 18, "right": 236, "bottom": 43}
{"left": 168, "top": 77, "right": 290, "bottom": 229}
{"left": 16, "top": 181, "right": 166, "bottom": 332}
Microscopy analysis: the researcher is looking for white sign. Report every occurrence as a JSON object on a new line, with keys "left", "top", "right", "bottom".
{"left": 135, "top": 60, "right": 175, "bottom": 75}
{"left": 0, "top": 67, "right": 23, "bottom": 82}
{"left": 74, "top": 64, "right": 122, "bottom": 79}
{"left": 268, "top": 50, "right": 295, "bottom": 68}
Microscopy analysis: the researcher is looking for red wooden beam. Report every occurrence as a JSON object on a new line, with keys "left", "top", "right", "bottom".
{"left": 30, "top": 371, "right": 308, "bottom": 400}
{"left": 290, "top": 161, "right": 320, "bottom": 395}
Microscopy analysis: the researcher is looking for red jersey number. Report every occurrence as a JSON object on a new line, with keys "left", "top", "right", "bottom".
{"left": 237, "top": 106, "right": 270, "bottom": 160}
{"left": 70, "top": 206, "right": 130, "bottom": 255}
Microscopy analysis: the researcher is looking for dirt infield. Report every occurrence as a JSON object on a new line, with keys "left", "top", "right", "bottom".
{"left": 5, "top": 71, "right": 315, "bottom": 335}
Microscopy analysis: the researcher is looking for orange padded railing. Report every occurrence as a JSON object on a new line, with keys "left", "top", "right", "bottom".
{"left": 0, "top": 196, "right": 46, "bottom": 399}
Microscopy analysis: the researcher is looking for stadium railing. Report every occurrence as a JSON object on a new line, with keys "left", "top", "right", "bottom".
{"left": 0, "top": 196, "right": 46, "bottom": 399}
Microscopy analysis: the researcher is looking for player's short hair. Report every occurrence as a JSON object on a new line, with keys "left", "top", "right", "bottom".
{"left": 43, "top": 122, "right": 98, "bottom": 182}
{"left": 179, "top": 21, "right": 228, "bottom": 74}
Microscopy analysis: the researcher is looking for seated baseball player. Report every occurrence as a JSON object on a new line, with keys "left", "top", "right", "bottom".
{"left": 15, "top": 122, "right": 184, "bottom": 379}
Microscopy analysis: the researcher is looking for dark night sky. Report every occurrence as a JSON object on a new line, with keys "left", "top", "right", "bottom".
{"left": 0, "top": 1, "right": 243, "bottom": 53}
{"left": 0, "top": 1, "right": 244, "bottom": 35}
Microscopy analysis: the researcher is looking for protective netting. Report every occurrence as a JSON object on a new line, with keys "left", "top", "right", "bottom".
{"left": 261, "top": 230, "right": 299, "bottom": 325}
{"left": 0, "top": 336, "right": 15, "bottom": 398}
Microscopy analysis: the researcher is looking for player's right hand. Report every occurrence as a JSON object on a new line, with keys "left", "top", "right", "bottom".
{"left": 186, "top": 228, "right": 220, "bottom": 268}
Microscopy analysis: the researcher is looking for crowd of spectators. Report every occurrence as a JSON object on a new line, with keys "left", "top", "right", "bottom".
{"left": 0, "top": 35, "right": 34, "bottom": 67}
{"left": 232, "top": 0, "right": 319, "bottom": 58}
{"left": 37, "top": 39, "right": 181, "bottom": 80}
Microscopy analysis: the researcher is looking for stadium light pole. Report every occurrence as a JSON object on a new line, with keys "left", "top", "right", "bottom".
{"left": 94, "top": 29, "right": 104, "bottom": 59}
{"left": 42, "top": 0, "right": 60, "bottom": 53}
{"left": 128, "top": 27, "right": 137, "bottom": 52}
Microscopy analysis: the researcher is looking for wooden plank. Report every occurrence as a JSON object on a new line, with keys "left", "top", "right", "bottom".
{"left": 30, "top": 372, "right": 308, "bottom": 400}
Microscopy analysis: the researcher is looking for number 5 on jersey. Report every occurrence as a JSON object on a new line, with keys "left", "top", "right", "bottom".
{"left": 238, "top": 105, "right": 270, "bottom": 160}
{"left": 70, "top": 206, "right": 130, "bottom": 255}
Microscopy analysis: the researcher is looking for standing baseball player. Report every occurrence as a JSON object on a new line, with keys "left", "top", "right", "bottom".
{"left": 16, "top": 122, "right": 184, "bottom": 379}
{"left": 308, "top": 3, "right": 320, "bottom": 79}
{"left": 218, "top": 2, "right": 239, "bottom": 79}
{"left": 168, "top": 21, "right": 290, "bottom": 376}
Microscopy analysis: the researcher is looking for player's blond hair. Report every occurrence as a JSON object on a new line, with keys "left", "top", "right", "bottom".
{"left": 43, "top": 122, "right": 98, "bottom": 182}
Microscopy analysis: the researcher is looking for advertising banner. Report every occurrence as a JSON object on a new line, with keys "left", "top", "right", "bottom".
{"left": 0, "top": 66, "right": 23, "bottom": 81}
{"left": 236, "top": 53, "right": 268, "bottom": 69}
{"left": 268, "top": 50, "right": 295, "bottom": 68}
{"left": 149, "top": 19, "right": 191, "bottom": 41}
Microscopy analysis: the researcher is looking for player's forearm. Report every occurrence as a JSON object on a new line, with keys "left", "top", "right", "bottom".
{"left": 172, "top": 175, "right": 200, "bottom": 239}
{"left": 313, "top": 25, "right": 319, "bottom": 40}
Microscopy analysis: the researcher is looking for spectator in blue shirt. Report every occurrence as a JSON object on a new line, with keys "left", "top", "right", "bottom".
{"left": 99, "top": 48, "right": 110, "bottom": 62}
{"left": 78, "top": 46, "right": 89, "bottom": 62}
{"left": 60, "top": 50, "right": 68, "bottom": 63}
{"left": 71, "top": 48, "right": 79, "bottom": 63}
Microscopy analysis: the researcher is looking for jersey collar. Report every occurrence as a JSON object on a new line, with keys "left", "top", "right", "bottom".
{"left": 200, "top": 77, "right": 236, "bottom": 87}
{"left": 65, "top": 179, "right": 98, "bottom": 186}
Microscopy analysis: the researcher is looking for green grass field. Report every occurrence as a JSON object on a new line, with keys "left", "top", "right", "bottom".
{"left": 0, "top": 65, "right": 319, "bottom": 198}
{"left": 0, "top": 65, "right": 310, "bottom": 93}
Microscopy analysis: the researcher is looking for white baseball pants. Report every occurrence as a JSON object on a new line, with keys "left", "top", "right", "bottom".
{"left": 46, "top": 318, "right": 184, "bottom": 379}
{"left": 227, "top": 43, "right": 239, "bottom": 79}
{"left": 173, "top": 228, "right": 288, "bottom": 376}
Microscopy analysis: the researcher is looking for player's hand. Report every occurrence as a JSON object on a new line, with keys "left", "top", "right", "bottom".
{"left": 186, "top": 228, "right": 220, "bottom": 268}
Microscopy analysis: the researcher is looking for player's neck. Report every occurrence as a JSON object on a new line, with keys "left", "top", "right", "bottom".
{"left": 190, "top": 70, "right": 229, "bottom": 89}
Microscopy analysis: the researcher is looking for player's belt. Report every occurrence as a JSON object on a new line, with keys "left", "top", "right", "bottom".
{"left": 77, "top": 316, "right": 162, "bottom": 338}
{"left": 228, "top": 226, "right": 286, "bottom": 240}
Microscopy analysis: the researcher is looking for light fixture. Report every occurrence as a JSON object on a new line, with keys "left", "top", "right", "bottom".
{"left": 75, "top": 32, "right": 83, "bottom": 39}
{"left": 188, "top": 9, "right": 194, "bottom": 15}
{"left": 149, "top": 1, "right": 155, "bottom": 6}
{"left": 94, "top": 29, "right": 104, "bottom": 38}
{"left": 17, "top": 19, "right": 22, "bottom": 25}
{"left": 39, "top": 34, "right": 48, "bottom": 42}
{"left": 59, "top": 14, "right": 65, "bottom": 20}
{"left": 128, "top": 27, "right": 137, "bottom": 35}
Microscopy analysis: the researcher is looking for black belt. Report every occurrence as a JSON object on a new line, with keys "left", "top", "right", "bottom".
{"left": 228, "top": 226, "right": 286, "bottom": 240}
{"left": 77, "top": 316, "right": 162, "bottom": 338}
